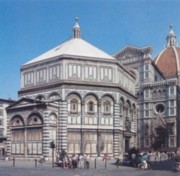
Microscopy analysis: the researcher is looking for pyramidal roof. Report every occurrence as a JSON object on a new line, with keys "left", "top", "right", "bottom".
{"left": 24, "top": 18, "right": 115, "bottom": 66}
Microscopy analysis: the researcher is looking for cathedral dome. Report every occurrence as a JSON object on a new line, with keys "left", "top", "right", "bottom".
{"left": 155, "top": 26, "right": 180, "bottom": 78}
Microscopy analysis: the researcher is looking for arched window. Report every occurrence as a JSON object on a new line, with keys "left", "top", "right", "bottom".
{"left": 70, "top": 99, "right": 78, "bottom": 113}
{"left": 103, "top": 101, "right": 111, "bottom": 114}
{"left": 153, "top": 90, "right": 156, "bottom": 97}
{"left": 11, "top": 116, "right": 24, "bottom": 155}
{"left": 158, "top": 90, "right": 162, "bottom": 97}
{"left": 145, "top": 123, "right": 149, "bottom": 135}
{"left": 88, "top": 101, "right": 94, "bottom": 113}
{"left": 27, "top": 115, "right": 43, "bottom": 155}
{"left": 163, "top": 89, "right": 166, "bottom": 96}
{"left": 125, "top": 117, "right": 131, "bottom": 131}
{"left": 27, "top": 115, "right": 43, "bottom": 125}
{"left": 11, "top": 116, "right": 24, "bottom": 127}
{"left": 170, "top": 86, "right": 174, "bottom": 95}
{"left": 120, "top": 98, "right": 124, "bottom": 114}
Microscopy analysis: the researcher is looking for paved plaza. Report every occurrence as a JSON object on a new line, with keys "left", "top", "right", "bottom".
{"left": 0, "top": 156, "right": 180, "bottom": 176}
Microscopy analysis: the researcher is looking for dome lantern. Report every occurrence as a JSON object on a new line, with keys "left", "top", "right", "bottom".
{"left": 166, "top": 25, "right": 177, "bottom": 47}
{"left": 72, "top": 17, "right": 81, "bottom": 39}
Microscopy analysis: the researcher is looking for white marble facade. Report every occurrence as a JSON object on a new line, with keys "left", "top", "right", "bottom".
{"left": 6, "top": 19, "right": 137, "bottom": 159}
{"left": 21, "top": 60, "right": 135, "bottom": 95}
{"left": 114, "top": 26, "right": 180, "bottom": 151}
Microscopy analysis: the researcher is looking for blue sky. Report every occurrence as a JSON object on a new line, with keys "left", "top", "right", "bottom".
{"left": 0, "top": 0, "right": 180, "bottom": 100}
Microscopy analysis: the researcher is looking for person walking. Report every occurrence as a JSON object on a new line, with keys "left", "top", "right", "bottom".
{"left": 84, "top": 154, "right": 90, "bottom": 169}
{"left": 79, "top": 154, "right": 84, "bottom": 168}
{"left": 72, "top": 154, "right": 78, "bottom": 169}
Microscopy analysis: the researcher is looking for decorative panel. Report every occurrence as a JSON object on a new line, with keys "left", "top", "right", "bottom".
{"left": 36, "top": 68, "right": 47, "bottom": 84}
{"left": 49, "top": 64, "right": 61, "bottom": 81}
{"left": 68, "top": 64, "right": 81, "bottom": 79}
{"left": 24, "top": 71, "right": 34, "bottom": 86}
{"left": 100, "top": 66, "right": 113, "bottom": 82}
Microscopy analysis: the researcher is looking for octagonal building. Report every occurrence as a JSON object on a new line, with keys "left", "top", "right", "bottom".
{"left": 6, "top": 19, "right": 137, "bottom": 159}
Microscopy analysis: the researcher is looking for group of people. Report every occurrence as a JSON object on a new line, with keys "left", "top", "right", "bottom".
{"left": 124, "top": 147, "right": 179, "bottom": 170}
{"left": 119, "top": 147, "right": 152, "bottom": 169}
{"left": 130, "top": 148, "right": 151, "bottom": 169}
{"left": 57, "top": 150, "right": 90, "bottom": 169}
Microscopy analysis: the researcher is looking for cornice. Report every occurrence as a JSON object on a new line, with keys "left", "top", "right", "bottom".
{"left": 18, "top": 80, "right": 137, "bottom": 99}
{"left": 141, "top": 79, "right": 177, "bottom": 88}
{"left": 21, "top": 55, "right": 135, "bottom": 80}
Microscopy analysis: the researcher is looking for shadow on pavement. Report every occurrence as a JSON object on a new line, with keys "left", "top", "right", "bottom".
{"left": 151, "top": 159, "right": 175, "bottom": 171}
{"left": 111, "top": 158, "right": 177, "bottom": 172}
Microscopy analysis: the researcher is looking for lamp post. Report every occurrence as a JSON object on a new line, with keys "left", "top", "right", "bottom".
{"left": 97, "top": 130, "right": 100, "bottom": 157}
{"left": 50, "top": 141, "right": 56, "bottom": 167}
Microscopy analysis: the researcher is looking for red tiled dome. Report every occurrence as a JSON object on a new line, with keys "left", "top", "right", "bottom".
{"left": 155, "top": 47, "right": 180, "bottom": 78}
{"left": 155, "top": 25, "right": 180, "bottom": 78}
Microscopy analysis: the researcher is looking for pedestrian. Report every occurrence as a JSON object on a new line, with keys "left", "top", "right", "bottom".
{"left": 157, "top": 151, "right": 160, "bottom": 158}
{"left": 72, "top": 154, "right": 78, "bottom": 169}
{"left": 39, "top": 156, "right": 45, "bottom": 165}
{"left": 79, "top": 154, "right": 84, "bottom": 168}
{"left": 59, "top": 149, "right": 69, "bottom": 168}
{"left": 103, "top": 154, "right": 108, "bottom": 161}
{"left": 131, "top": 153, "right": 136, "bottom": 167}
{"left": 84, "top": 154, "right": 90, "bottom": 169}
{"left": 139, "top": 153, "right": 148, "bottom": 169}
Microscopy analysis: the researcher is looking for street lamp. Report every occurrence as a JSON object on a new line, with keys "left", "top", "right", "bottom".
{"left": 50, "top": 141, "right": 56, "bottom": 167}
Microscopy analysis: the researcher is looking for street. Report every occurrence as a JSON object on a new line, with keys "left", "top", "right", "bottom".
{"left": 0, "top": 157, "right": 179, "bottom": 176}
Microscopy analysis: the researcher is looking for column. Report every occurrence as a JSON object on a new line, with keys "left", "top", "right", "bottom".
{"left": 133, "top": 109, "right": 138, "bottom": 147}
{"left": 24, "top": 128, "right": 27, "bottom": 158}
{"left": 119, "top": 103, "right": 123, "bottom": 130}
{"left": 97, "top": 102, "right": 101, "bottom": 156}
{"left": 57, "top": 101, "right": 68, "bottom": 152}
{"left": 42, "top": 111, "right": 50, "bottom": 159}
{"left": 6, "top": 115, "right": 11, "bottom": 158}
{"left": 98, "top": 102, "right": 101, "bottom": 126}
{"left": 123, "top": 106, "right": 126, "bottom": 130}
{"left": 81, "top": 101, "right": 84, "bottom": 154}
{"left": 113, "top": 103, "right": 120, "bottom": 157}
{"left": 81, "top": 101, "right": 85, "bottom": 125}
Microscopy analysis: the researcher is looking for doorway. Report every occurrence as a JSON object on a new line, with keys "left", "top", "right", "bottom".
{"left": 125, "top": 138, "right": 130, "bottom": 153}
{"left": 152, "top": 126, "right": 166, "bottom": 150}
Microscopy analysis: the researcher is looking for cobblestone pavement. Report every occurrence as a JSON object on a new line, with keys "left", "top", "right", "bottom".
{"left": 0, "top": 157, "right": 179, "bottom": 176}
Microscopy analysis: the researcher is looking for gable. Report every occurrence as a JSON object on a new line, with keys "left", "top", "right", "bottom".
{"left": 6, "top": 97, "right": 46, "bottom": 110}
{"left": 114, "top": 46, "right": 152, "bottom": 63}
{"left": 118, "top": 50, "right": 143, "bottom": 59}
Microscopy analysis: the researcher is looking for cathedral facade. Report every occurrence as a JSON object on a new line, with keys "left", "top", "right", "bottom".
{"left": 6, "top": 19, "right": 137, "bottom": 159}
{"left": 114, "top": 26, "right": 180, "bottom": 151}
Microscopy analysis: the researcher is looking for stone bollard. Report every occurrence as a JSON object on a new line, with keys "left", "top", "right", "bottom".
{"left": 35, "top": 159, "right": 37, "bottom": 167}
{"left": 13, "top": 157, "right": 15, "bottom": 167}
{"left": 94, "top": 158, "right": 96, "bottom": 169}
